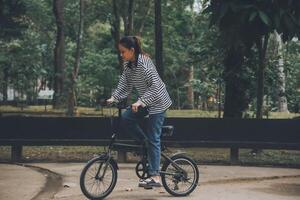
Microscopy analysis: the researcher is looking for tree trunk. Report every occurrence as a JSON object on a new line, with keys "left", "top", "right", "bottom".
{"left": 111, "top": 0, "right": 122, "bottom": 69}
{"left": 217, "top": 75, "right": 222, "bottom": 118}
{"left": 171, "top": 71, "right": 180, "bottom": 109}
{"left": 121, "top": 0, "right": 134, "bottom": 36}
{"left": 126, "top": 0, "right": 134, "bottom": 35}
{"left": 256, "top": 34, "right": 269, "bottom": 119}
{"left": 253, "top": 35, "right": 269, "bottom": 155}
{"left": 2, "top": 67, "right": 8, "bottom": 103}
{"left": 223, "top": 46, "right": 247, "bottom": 118}
{"left": 53, "top": 0, "right": 66, "bottom": 109}
{"left": 275, "top": 32, "right": 289, "bottom": 112}
{"left": 186, "top": 65, "right": 194, "bottom": 109}
{"left": 137, "top": 1, "right": 151, "bottom": 36}
{"left": 67, "top": 0, "right": 84, "bottom": 116}
{"left": 155, "top": 0, "right": 164, "bottom": 79}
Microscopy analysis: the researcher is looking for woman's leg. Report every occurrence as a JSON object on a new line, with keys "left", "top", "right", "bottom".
{"left": 146, "top": 112, "right": 165, "bottom": 177}
{"left": 121, "top": 107, "right": 148, "bottom": 142}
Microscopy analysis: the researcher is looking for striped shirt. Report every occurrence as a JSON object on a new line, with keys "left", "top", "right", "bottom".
{"left": 112, "top": 54, "right": 172, "bottom": 114}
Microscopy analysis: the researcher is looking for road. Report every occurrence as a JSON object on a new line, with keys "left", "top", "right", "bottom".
{"left": 0, "top": 163, "right": 299, "bottom": 200}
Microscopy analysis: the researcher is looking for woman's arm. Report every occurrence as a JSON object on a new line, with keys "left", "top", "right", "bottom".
{"left": 138, "top": 57, "right": 163, "bottom": 106}
{"left": 111, "top": 66, "right": 133, "bottom": 101}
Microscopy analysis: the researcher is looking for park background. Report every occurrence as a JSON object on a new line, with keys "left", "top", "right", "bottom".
{"left": 0, "top": 0, "right": 300, "bottom": 165}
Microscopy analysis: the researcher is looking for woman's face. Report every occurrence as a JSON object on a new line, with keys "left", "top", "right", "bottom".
{"left": 118, "top": 44, "right": 135, "bottom": 62}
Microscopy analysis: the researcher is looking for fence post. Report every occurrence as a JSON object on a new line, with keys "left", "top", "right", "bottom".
{"left": 230, "top": 147, "right": 239, "bottom": 164}
{"left": 11, "top": 145, "right": 22, "bottom": 162}
{"left": 117, "top": 150, "right": 127, "bottom": 163}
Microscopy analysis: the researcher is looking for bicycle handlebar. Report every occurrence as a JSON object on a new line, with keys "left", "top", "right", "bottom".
{"left": 105, "top": 100, "right": 128, "bottom": 110}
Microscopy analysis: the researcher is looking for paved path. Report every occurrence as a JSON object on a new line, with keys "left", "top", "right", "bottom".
{"left": 1, "top": 163, "right": 300, "bottom": 200}
{"left": 0, "top": 164, "right": 45, "bottom": 200}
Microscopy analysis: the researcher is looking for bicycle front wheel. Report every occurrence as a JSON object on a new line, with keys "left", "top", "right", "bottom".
{"left": 161, "top": 154, "right": 199, "bottom": 196}
{"left": 80, "top": 156, "right": 118, "bottom": 200}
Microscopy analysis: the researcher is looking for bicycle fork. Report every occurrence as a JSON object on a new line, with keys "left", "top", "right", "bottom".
{"left": 95, "top": 132, "right": 118, "bottom": 179}
{"left": 95, "top": 153, "right": 113, "bottom": 180}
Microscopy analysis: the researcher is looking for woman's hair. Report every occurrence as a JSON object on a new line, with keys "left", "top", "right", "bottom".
{"left": 119, "top": 36, "right": 145, "bottom": 63}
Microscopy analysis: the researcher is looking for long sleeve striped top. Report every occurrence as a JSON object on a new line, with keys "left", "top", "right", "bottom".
{"left": 112, "top": 54, "right": 172, "bottom": 114}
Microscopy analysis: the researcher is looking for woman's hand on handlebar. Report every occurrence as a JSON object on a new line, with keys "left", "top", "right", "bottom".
{"left": 106, "top": 97, "right": 117, "bottom": 105}
{"left": 131, "top": 100, "right": 146, "bottom": 113}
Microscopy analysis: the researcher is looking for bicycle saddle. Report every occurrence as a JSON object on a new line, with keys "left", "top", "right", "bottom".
{"left": 161, "top": 126, "right": 174, "bottom": 137}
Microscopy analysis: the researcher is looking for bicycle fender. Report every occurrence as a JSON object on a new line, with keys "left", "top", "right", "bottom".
{"left": 88, "top": 154, "right": 119, "bottom": 170}
{"left": 170, "top": 152, "right": 187, "bottom": 158}
{"left": 162, "top": 152, "right": 187, "bottom": 166}
{"left": 109, "top": 158, "right": 119, "bottom": 170}
{"left": 170, "top": 152, "right": 198, "bottom": 166}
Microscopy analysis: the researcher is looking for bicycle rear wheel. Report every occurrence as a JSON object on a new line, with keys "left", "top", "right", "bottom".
{"left": 161, "top": 154, "right": 199, "bottom": 196}
{"left": 80, "top": 156, "right": 117, "bottom": 199}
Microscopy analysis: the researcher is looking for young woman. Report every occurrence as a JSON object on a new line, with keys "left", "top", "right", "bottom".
{"left": 107, "top": 36, "right": 172, "bottom": 188}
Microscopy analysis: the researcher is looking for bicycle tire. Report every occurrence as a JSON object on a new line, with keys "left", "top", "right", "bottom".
{"left": 161, "top": 154, "right": 199, "bottom": 196}
{"left": 80, "top": 156, "right": 118, "bottom": 199}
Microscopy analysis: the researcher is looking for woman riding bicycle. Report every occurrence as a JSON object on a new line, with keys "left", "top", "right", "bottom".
{"left": 107, "top": 36, "right": 172, "bottom": 188}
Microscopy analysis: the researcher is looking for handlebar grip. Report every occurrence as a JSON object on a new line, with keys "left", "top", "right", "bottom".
{"left": 106, "top": 100, "right": 128, "bottom": 109}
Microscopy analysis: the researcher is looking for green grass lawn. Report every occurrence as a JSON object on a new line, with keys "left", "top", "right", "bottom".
{"left": 1, "top": 105, "right": 300, "bottom": 118}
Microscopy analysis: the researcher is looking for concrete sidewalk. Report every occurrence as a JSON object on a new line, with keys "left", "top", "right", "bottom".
{"left": 0, "top": 164, "right": 45, "bottom": 200}
{"left": 1, "top": 163, "right": 300, "bottom": 200}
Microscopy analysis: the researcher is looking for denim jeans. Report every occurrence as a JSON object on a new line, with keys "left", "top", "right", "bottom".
{"left": 121, "top": 107, "right": 165, "bottom": 176}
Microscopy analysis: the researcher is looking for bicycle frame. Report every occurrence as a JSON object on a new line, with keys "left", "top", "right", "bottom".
{"left": 80, "top": 104, "right": 199, "bottom": 199}
{"left": 103, "top": 104, "right": 187, "bottom": 178}
{"left": 159, "top": 152, "right": 188, "bottom": 176}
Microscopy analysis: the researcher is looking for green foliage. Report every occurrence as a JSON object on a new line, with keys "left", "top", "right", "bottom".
{"left": 205, "top": 0, "right": 300, "bottom": 44}
{"left": 204, "top": 0, "right": 300, "bottom": 117}
{"left": 0, "top": 0, "right": 54, "bottom": 102}
{"left": 285, "top": 40, "right": 300, "bottom": 112}
{"left": 0, "top": 0, "right": 27, "bottom": 39}
{"left": 0, "top": 0, "right": 299, "bottom": 115}
{"left": 77, "top": 48, "right": 119, "bottom": 106}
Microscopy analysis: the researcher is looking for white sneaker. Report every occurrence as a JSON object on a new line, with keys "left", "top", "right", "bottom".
{"left": 138, "top": 179, "right": 147, "bottom": 187}
{"left": 139, "top": 177, "right": 162, "bottom": 189}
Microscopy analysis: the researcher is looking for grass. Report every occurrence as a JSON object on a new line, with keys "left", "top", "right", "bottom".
{"left": 166, "top": 110, "right": 221, "bottom": 118}
{"left": 1, "top": 146, "right": 299, "bottom": 167}
{"left": 0, "top": 105, "right": 107, "bottom": 116}
{"left": 167, "top": 148, "right": 300, "bottom": 167}
{"left": 0, "top": 146, "right": 106, "bottom": 162}
{"left": 1, "top": 105, "right": 300, "bottom": 118}
{"left": 239, "top": 149, "right": 300, "bottom": 166}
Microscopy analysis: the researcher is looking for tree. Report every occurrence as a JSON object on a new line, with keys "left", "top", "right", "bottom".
{"left": 123, "top": 0, "right": 134, "bottom": 36}
{"left": 274, "top": 32, "right": 289, "bottom": 112}
{"left": 53, "top": 0, "right": 66, "bottom": 108}
{"left": 110, "top": 0, "right": 138, "bottom": 69}
{"left": 2, "top": 0, "right": 300, "bottom": 114}
{"left": 0, "top": 0, "right": 26, "bottom": 102}
{"left": 204, "top": 0, "right": 300, "bottom": 118}
{"left": 0, "top": 0, "right": 26, "bottom": 39}
{"left": 162, "top": 0, "right": 201, "bottom": 109}
{"left": 155, "top": 0, "right": 164, "bottom": 79}
{"left": 67, "top": 0, "right": 84, "bottom": 116}
{"left": 284, "top": 39, "right": 300, "bottom": 113}
{"left": 110, "top": 0, "right": 122, "bottom": 68}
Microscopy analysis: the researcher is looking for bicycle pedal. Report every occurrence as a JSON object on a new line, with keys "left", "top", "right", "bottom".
{"left": 143, "top": 185, "right": 153, "bottom": 190}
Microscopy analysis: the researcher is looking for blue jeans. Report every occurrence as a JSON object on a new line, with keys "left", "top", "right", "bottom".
{"left": 121, "top": 107, "right": 165, "bottom": 176}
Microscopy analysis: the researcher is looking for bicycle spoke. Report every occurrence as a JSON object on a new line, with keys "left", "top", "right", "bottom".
{"left": 162, "top": 157, "right": 198, "bottom": 196}
{"left": 83, "top": 161, "right": 115, "bottom": 197}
